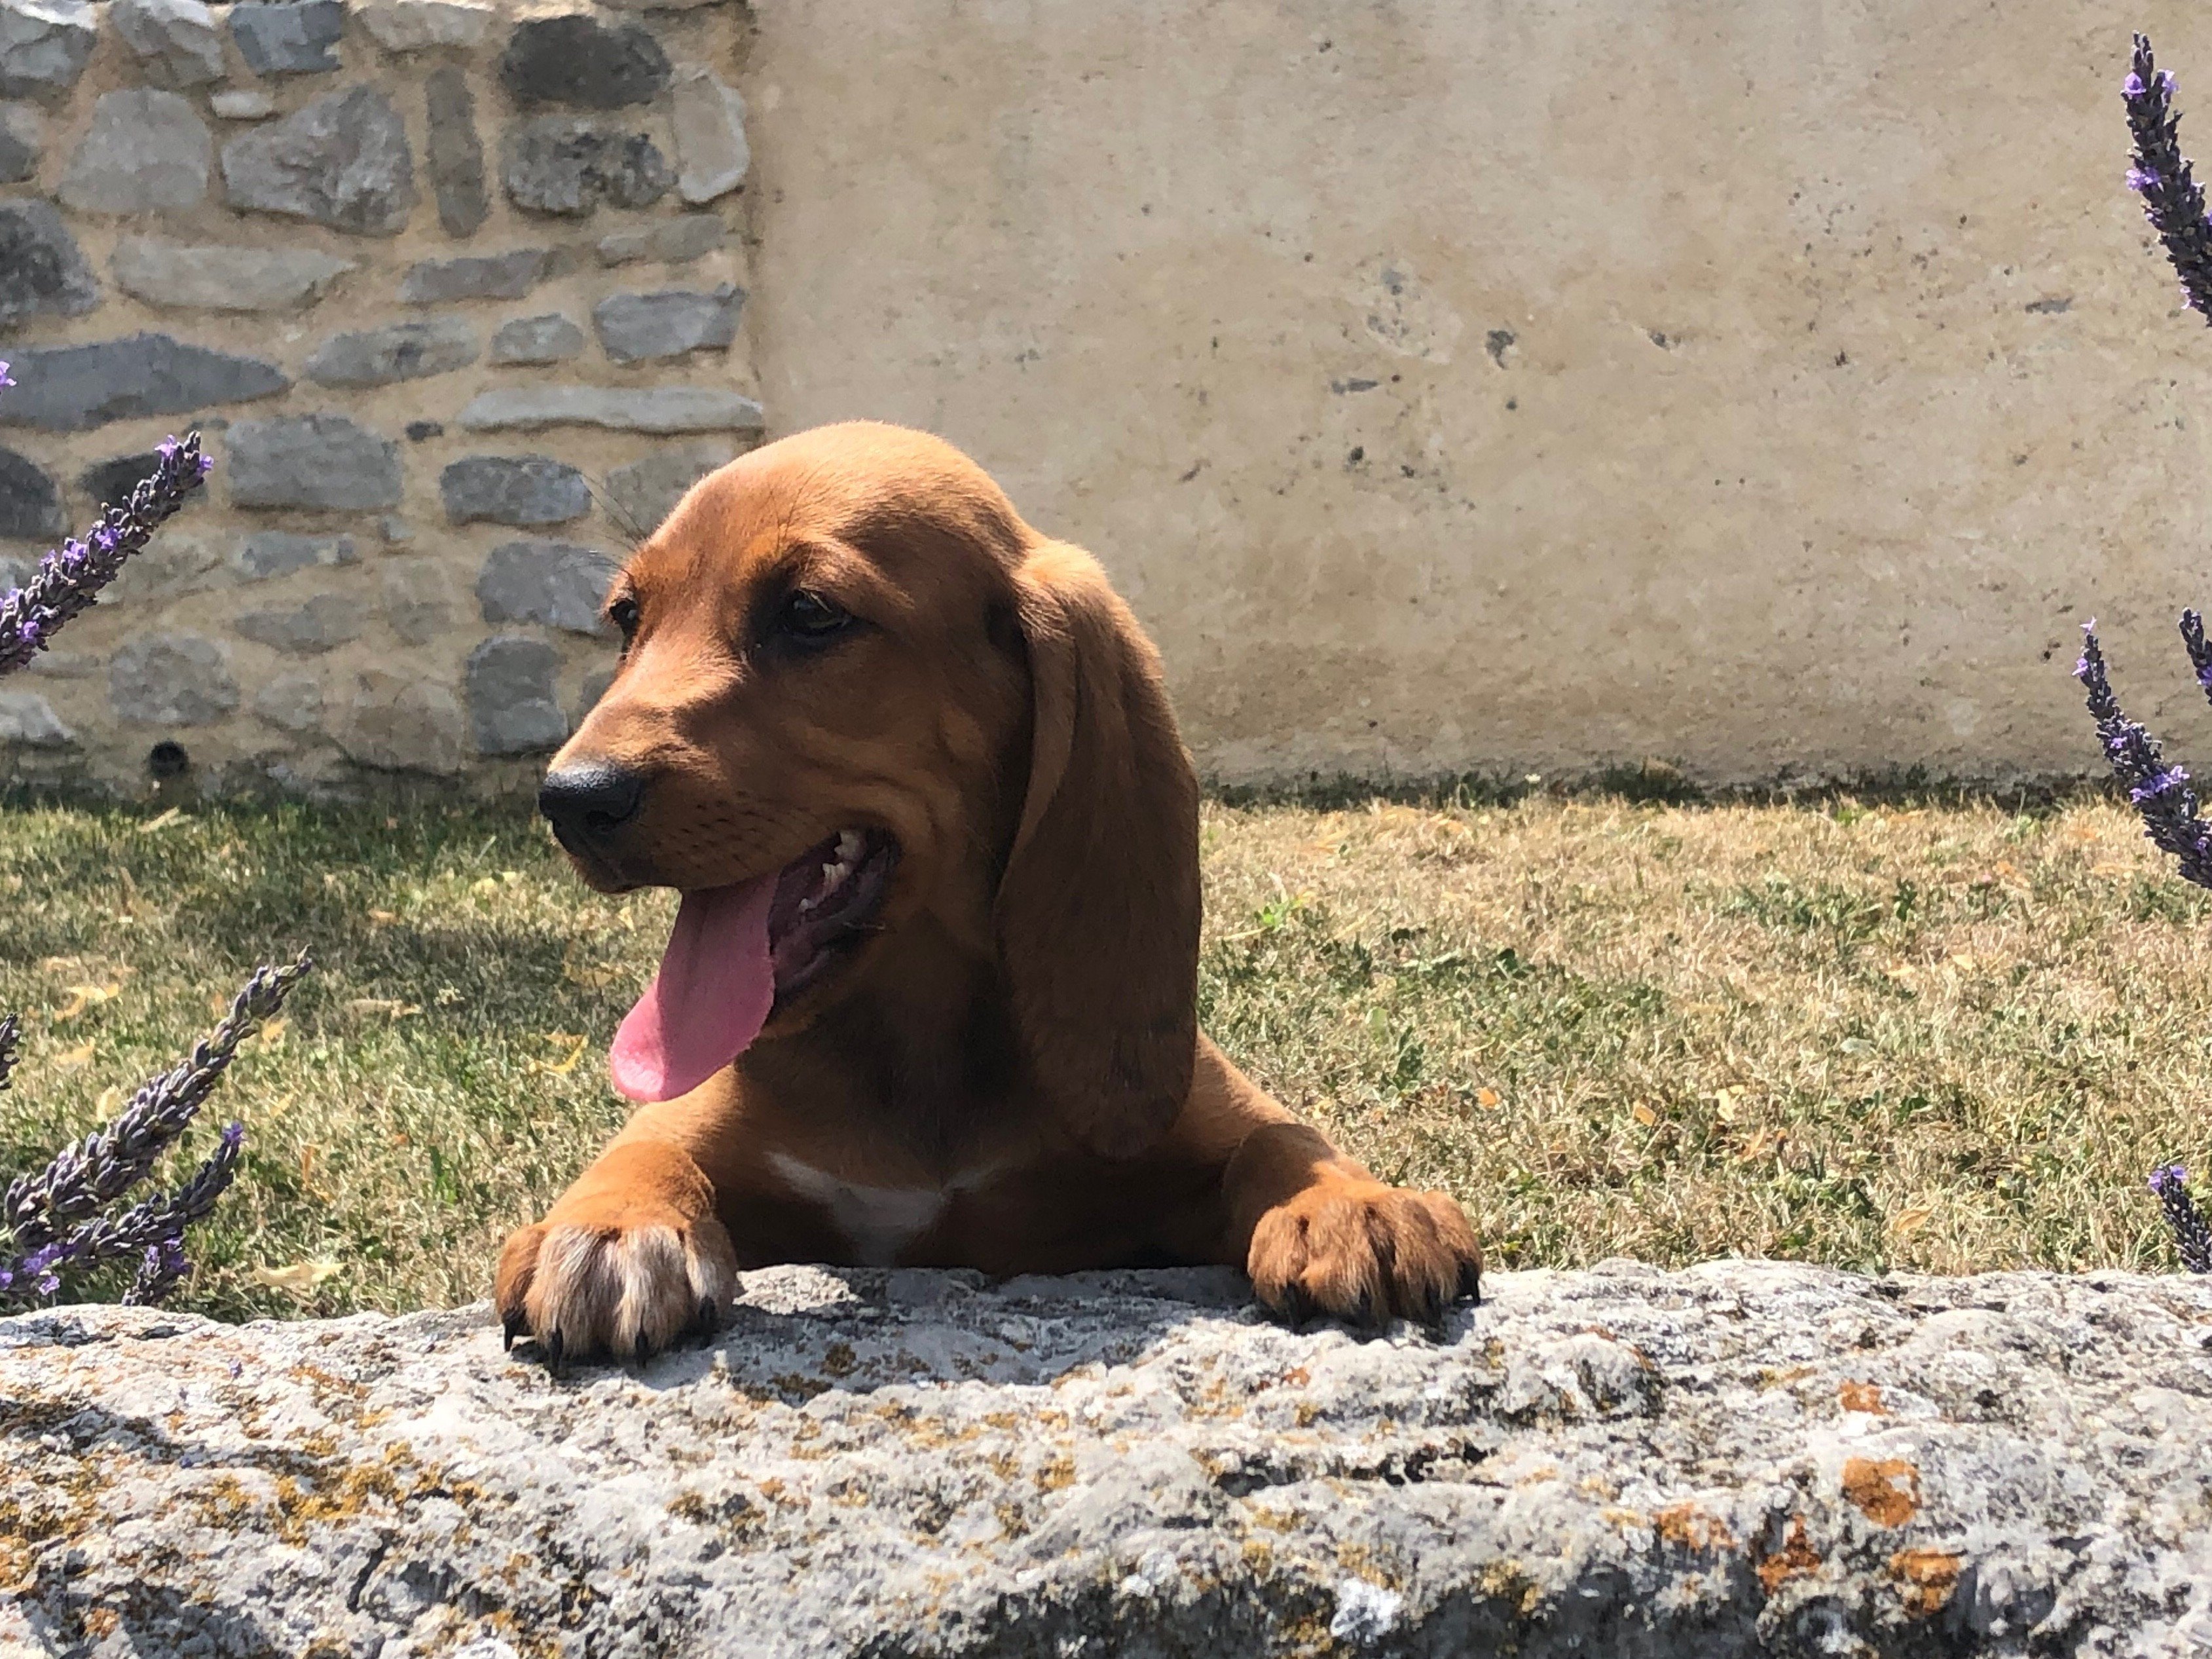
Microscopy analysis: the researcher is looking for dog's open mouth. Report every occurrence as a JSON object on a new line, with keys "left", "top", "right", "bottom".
{"left": 608, "top": 827, "right": 899, "bottom": 1102}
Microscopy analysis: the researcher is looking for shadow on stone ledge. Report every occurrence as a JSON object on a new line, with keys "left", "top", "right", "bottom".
{"left": 1, "top": 1260, "right": 2208, "bottom": 1656}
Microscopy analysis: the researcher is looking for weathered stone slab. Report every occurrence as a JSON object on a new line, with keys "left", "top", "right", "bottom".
{"left": 111, "top": 236, "right": 356, "bottom": 313}
{"left": 236, "top": 593, "right": 365, "bottom": 654}
{"left": 381, "top": 557, "right": 452, "bottom": 646}
{"left": 502, "top": 115, "right": 669, "bottom": 216}
{"left": 488, "top": 312, "right": 583, "bottom": 365}
{"left": 440, "top": 454, "right": 589, "bottom": 526}
{"left": 457, "top": 384, "right": 764, "bottom": 434}
{"left": 670, "top": 65, "right": 748, "bottom": 204}
{"left": 305, "top": 316, "right": 477, "bottom": 387}
{"left": 111, "top": 0, "right": 225, "bottom": 88}
{"left": 0, "top": 335, "right": 287, "bottom": 434}
{"left": 228, "top": 414, "right": 402, "bottom": 510}
{"left": 221, "top": 85, "right": 416, "bottom": 236}
{"left": 228, "top": 0, "right": 344, "bottom": 75}
{"left": 0, "top": 198, "right": 94, "bottom": 327}
{"left": 56, "top": 90, "right": 212, "bottom": 214}
{"left": 356, "top": 0, "right": 488, "bottom": 52}
{"left": 107, "top": 632, "right": 238, "bottom": 724}
{"left": 477, "top": 539, "right": 617, "bottom": 635}
{"left": 0, "top": 442, "right": 61, "bottom": 540}
{"left": 604, "top": 436, "right": 738, "bottom": 534}
{"left": 210, "top": 88, "right": 274, "bottom": 121}
{"left": 0, "top": 687, "right": 70, "bottom": 746}
{"left": 466, "top": 632, "right": 565, "bottom": 752}
{"left": 234, "top": 530, "right": 356, "bottom": 581}
{"left": 0, "top": 98, "right": 39, "bottom": 181}
{"left": 334, "top": 669, "right": 463, "bottom": 772}
{"left": 0, "top": 0, "right": 94, "bottom": 100}
{"left": 1, "top": 1263, "right": 2207, "bottom": 1656}
{"left": 251, "top": 668, "right": 322, "bottom": 733}
{"left": 107, "top": 529, "right": 225, "bottom": 599}
{"left": 595, "top": 212, "right": 724, "bottom": 267}
{"left": 593, "top": 284, "right": 742, "bottom": 363}
{"left": 424, "top": 64, "right": 486, "bottom": 238}
{"left": 499, "top": 14, "right": 669, "bottom": 110}
{"left": 81, "top": 450, "right": 207, "bottom": 513}
{"left": 399, "top": 246, "right": 546, "bottom": 303}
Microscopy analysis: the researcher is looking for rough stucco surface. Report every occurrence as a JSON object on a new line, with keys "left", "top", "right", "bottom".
{"left": 745, "top": 0, "right": 2212, "bottom": 787}
{"left": 1, "top": 1261, "right": 2208, "bottom": 1656}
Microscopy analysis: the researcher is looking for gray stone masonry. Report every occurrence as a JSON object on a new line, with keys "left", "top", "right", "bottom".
{"left": 110, "top": 237, "right": 357, "bottom": 314}
{"left": 440, "top": 453, "right": 589, "bottom": 526}
{"left": 0, "top": 334, "right": 288, "bottom": 433}
{"left": 0, "top": 199, "right": 96, "bottom": 327}
{"left": 1, "top": 1261, "right": 2209, "bottom": 1656}
{"left": 0, "top": 0, "right": 95, "bottom": 100}
{"left": 304, "top": 317, "right": 479, "bottom": 387}
{"left": 56, "top": 88, "right": 211, "bottom": 214}
{"left": 228, "top": 413, "right": 403, "bottom": 511}
{"left": 465, "top": 630, "right": 565, "bottom": 751}
{"left": 228, "top": 0, "right": 344, "bottom": 77}
{"left": 220, "top": 84, "right": 416, "bottom": 234}
{"left": 477, "top": 538, "right": 618, "bottom": 633}
{"left": 593, "top": 284, "right": 742, "bottom": 363}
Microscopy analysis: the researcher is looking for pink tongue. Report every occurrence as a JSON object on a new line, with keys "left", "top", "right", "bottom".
{"left": 610, "top": 878, "right": 778, "bottom": 1102}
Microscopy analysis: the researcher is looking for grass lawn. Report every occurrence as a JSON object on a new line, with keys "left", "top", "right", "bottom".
{"left": 0, "top": 790, "right": 2204, "bottom": 1320}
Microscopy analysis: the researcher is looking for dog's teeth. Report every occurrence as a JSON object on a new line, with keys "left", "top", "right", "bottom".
{"left": 836, "top": 830, "right": 862, "bottom": 862}
{"left": 820, "top": 861, "right": 845, "bottom": 891}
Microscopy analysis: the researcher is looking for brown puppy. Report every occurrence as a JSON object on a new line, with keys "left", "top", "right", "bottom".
{"left": 496, "top": 422, "right": 1481, "bottom": 1362}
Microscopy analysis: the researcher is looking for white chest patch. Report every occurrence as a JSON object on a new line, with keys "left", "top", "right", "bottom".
{"left": 766, "top": 1153, "right": 950, "bottom": 1267}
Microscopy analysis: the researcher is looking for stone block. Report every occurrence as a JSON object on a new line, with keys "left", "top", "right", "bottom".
{"left": 593, "top": 285, "right": 741, "bottom": 363}
{"left": 466, "top": 634, "right": 565, "bottom": 753}
{"left": 604, "top": 438, "right": 737, "bottom": 536}
{"left": 399, "top": 248, "right": 547, "bottom": 303}
{"left": 229, "top": 0, "right": 344, "bottom": 75}
{"left": 111, "top": 237, "right": 356, "bottom": 314}
{"left": 0, "top": 335, "right": 287, "bottom": 434}
{"left": 382, "top": 559, "right": 452, "bottom": 646}
{"left": 488, "top": 313, "right": 585, "bottom": 365}
{"left": 0, "top": 98, "right": 43, "bottom": 181}
{"left": 252, "top": 669, "right": 322, "bottom": 734}
{"left": 221, "top": 85, "right": 416, "bottom": 236}
{"left": 0, "top": 199, "right": 94, "bottom": 327}
{"left": 81, "top": 449, "right": 211, "bottom": 513}
{"left": 574, "top": 663, "right": 614, "bottom": 719}
{"left": 356, "top": 0, "right": 490, "bottom": 52}
{"left": 477, "top": 540, "right": 618, "bottom": 635}
{"left": 499, "top": 15, "right": 669, "bottom": 110}
{"left": 670, "top": 66, "right": 747, "bottom": 204}
{"left": 0, "top": 0, "right": 94, "bottom": 100}
{"left": 305, "top": 318, "right": 477, "bottom": 387}
{"left": 0, "top": 688, "right": 70, "bottom": 747}
{"left": 56, "top": 90, "right": 212, "bottom": 214}
{"left": 0, "top": 442, "right": 62, "bottom": 540}
{"left": 458, "top": 385, "right": 765, "bottom": 436}
{"left": 425, "top": 65, "right": 487, "bottom": 238}
{"left": 596, "top": 214, "right": 724, "bottom": 267}
{"left": 502, "top": 117, "right": 670, "bottom": 216}
{"left": 107, "top": 530, "right": 225, "bottom": 599}
{"left": 337, "top": 669, "right": 464, "bottom": 772}
{"left": 111, "top": 0, "right": 225, "bottom": 88}
{"left": 228, "top": 415, "right": 402, "bottom": 511}
{"left": 210, "top": 88, "right": 274, "bottom": 120}
{"left": 109, "top": 633, "right": 238, "bottom": 725}
{"left": 440, "top": 455, "right": 590, "bottom": 527}
{"left": 236, "top": 593, "right": 364, "bottom": 654}
{"left": 234, "top": 531, "right": 356, "bottom": 581}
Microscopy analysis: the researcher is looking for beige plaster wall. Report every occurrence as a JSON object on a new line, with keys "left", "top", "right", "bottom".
{"left": 745, "top": 0, "right": 2212, "bottom": 786}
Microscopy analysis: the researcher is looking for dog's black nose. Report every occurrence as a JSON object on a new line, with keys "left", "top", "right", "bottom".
{"left": 539, "top": 762, "right": 646, "bottom": 852}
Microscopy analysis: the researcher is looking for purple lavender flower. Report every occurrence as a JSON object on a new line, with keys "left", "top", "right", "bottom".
{"left": 1, "top": 958, "right": 308, "bottom": 1309}
{"left": 2075, "top": 622, "right": 2212, "bottom": 886}
{"left": 2148, "top": 1165, "right": 2212, "bottom": 1271}
{"left": 0, "top": 431, "right": 210, "bottom": 677}
{"left": 2124, "top": 35, "right": 2212, "bottom": 321}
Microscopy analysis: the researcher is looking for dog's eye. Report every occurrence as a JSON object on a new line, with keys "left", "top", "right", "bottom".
{"left": 777, "top": 589, "right": 853, "bottom": 641}
{"left": 607, "top": 595, "right": 640, "bottom": 641}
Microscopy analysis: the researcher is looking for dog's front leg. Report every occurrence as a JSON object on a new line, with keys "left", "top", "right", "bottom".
{"left": 1223, "top": 1121, "right": 1483, "bottom": 1330}
{"left": 494, "top": 1127, "right": 739, "bottom": 1364}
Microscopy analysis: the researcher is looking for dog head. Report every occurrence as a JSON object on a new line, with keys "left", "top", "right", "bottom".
{"left": 544, "top": 421, "right": 1199, "bottom": 1155}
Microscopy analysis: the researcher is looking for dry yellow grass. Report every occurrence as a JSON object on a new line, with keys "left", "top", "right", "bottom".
{"left": 0, "top": 791, "right": 2201, "bottom": 1320}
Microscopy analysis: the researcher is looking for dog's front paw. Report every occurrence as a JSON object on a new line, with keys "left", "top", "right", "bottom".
{"left": 1248, "top": 1177, "right": 1481, "bottom": 1330}
{"left": 495, "top": 1176, "right": 738, "bottom": 1366}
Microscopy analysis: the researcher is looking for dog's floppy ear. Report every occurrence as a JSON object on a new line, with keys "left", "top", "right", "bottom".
{"left": 996, "top": 542, "right": 1200, "bottom": 1159}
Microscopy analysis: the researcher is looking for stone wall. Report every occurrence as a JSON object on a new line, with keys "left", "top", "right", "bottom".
{"left": 0, "top": 0, "right": 759, "bottom": 796}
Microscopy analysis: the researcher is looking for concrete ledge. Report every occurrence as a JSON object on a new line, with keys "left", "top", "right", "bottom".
{"left": 2, "top": 1260, "right": 2208, "bottom": 1656}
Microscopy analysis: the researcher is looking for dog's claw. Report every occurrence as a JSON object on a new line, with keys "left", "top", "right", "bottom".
{"left": 1459, "top": 1259, "right": 1483, "bottom": 1305}
{"left": 695, "top": 1295, "right": 719, "bottom": 1337}
{"left": 502, "top": 1311, "right": 524, "bottom": 1351}
{"left": 543, "top": 1329, "right": 565, "bottom": 1371}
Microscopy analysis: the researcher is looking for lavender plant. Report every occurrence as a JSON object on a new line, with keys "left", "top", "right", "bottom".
{"left": 0, "top": 356, "right": 307, "bottom": 1311}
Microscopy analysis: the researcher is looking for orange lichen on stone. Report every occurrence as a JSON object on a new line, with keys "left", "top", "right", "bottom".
{"left": 1756, "top": 1517, "right": 1821, "bottom": 1594}
{"left": 1890, "top": 1547, "right": 1964, "bottom": 1616}
{"left": 1837, "top": 1381, "right": 1885, "bottom": 1414}
{"left": 1841, "top": 1457, "right": 1921, "bottom": 1527}
{"left": 1655, "top": 1502, "right": 1739, "bottom": 1554}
